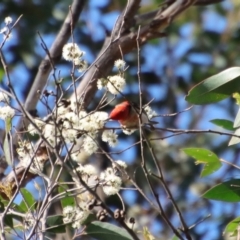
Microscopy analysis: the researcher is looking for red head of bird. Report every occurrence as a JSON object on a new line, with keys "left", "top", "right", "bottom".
{"left": 109, "top": 101, "right": 150, "bottom": 128}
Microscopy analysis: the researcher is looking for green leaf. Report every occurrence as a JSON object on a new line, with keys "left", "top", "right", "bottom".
{"left": 5, "top": 213, "right": 23, "bottom": 228}
{"left": 85, "top": 221, "right": 133, "bottom": 240}
{"left": 4, "top": 214, "right": 13, "bottom": 228}
{"left": 82, "top": 213, "right": 96, "bottom": 226}
{"left": 0, "top": 68, "right": 4, "bottom": 84}
{"left": 182, "top": 148, "right": 221, "bottom": 177}
{"left": 3, "top": 117, "right": 12, "bottom": 166}
{"left": 233, "top": 93, "right": 240, "bottom": 105}
{"left": 3, "top": 137, "right": 11, "bottom": 166}
{"left": 171, "top": 235, "right": 180, "bottom": 240}
{"left": 58, "top": 186, "right": 75, "bottom": 208}
{"left": 142, "top": 226, "right": 156, "bottom": 240}
{"left": 13, "top": 203, "right": 27, "bottom": 213}
{"left": 225, "top": 216, "right": 240, "bottom": 235}
{"left": 19, "top": 189, "right": 36, "bottom": 212}
{"left": 210, "top": 119, "right": 235, "bottom": 131}
{"left": 185, "top": 67, "right": 240, "bottom": 105}
{"left": 5, "top": 117, "right": 11, "bottom": 133}
{"left": 203, "top": 179, "right": 240, "bottom": 202}
{"left": 228, "top": 128, "right": 240, "bottom": 146}
{"left": 46, "top": 215, "right": 65, "bottom": 233}
{"left": 233, "top": 107, "right": 240, "bottom": 128}
{"left": 0, "top": 201, "right": 4, "bottom": 213}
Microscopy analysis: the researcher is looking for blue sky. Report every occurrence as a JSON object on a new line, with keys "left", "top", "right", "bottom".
{"left": 0, "top": 0, "right": 237, "bottom": 239}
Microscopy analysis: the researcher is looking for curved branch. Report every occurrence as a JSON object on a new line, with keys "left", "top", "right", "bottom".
{"left": 72, "top": 0, "right": 200, "bottom": 108}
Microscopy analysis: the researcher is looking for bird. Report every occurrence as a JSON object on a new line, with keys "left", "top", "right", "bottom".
{"left": 109, "top": 101, "right": 157, "bottom": 128}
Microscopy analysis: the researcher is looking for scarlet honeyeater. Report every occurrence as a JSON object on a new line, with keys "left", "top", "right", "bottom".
{"left": 109, "top": 101, "right": 155, "bottom": 128}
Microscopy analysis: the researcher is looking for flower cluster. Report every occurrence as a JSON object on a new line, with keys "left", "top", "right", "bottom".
{"left": 17, "top": 141, "right": 46, "bottom": 174}
{"left": 0, "top": 16, "right": 13, "bottom": 41}
{"left": 4, "top": 16, "right": 12, "bottom": 25}
{"left": 100, "top": 167, "right": 122, "bottom": 195}
{"left": 112, "top": 160, "right": 128, "bottom": 170}
{"left": 102, "top": 129, "right": 118, "bottom": 147}
{"left": 114, "top": 59, "right": 126, "bottom": 70}
{"left": 62, "top": 110, "right": 108, "bottom": 133}
{"left": 62, "top": 43, "right": 87, "bottom": 72}
{"left": 74, "top": 160, "right": 127, "bottom": 198}
{"left": 63, "top": 110, "right": 108, "bottom": 154}
{"left": 43, "top": 123, "right": 61, "bottom": 147}
{"left": 97, "top": 75, "right": 126, "bottom": 95}
{"left": 63, "top": 206, "right": 89, "bottom": 229}
{"left": 28, "top": 118, "right": 45, "bottom": 135}
{"left": 97, "top": 59, "right": 126, "bottom": 94}
{"left": 82, "top": 134, "right": 98, "bottom": 154}
{"left": 144, "top": 105, "right": 157, "bottom": 119}
{"left": 122, "top": 128, "right": 136, "bottom": 135}
{"left": 28, "top": 110, "right": 110, "bottom": 153}
{"left": 0, "top": 89, "right": 14, "bottom": 121}
{"left": 76, "top": 164, "right": 98, "bottom": 177}
{"left": 107, "top": 75, "right": 126, "bottom": 95}
{"left": 97, "top": 78, "right": 107, "bottom": 90}
{"left": 67, "top": 161, "right": 124, "bottom": 227}
{"left": 0, "top": 105, "right": 14, "bottom": 120}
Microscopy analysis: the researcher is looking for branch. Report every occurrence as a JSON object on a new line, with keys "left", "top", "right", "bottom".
{"left": 72, "top": 0, "right": 206, "bottom": 109}
{"left": 1, "top": 0, "right": 223, "bottom": 211}
{"left": 24, "top": 0, "right": 86, "bottom": 113}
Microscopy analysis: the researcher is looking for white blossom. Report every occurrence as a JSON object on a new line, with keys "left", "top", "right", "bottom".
{"left": 63, "top": 206, "right": 89, "bottom": 228}
{"left": 114, "top": 59, "right": 126, "bottom": 70}
{"left": 17, "top": 141, "right": 45, "bottom": 174}
{"left": 62, "top": 111, "right": 108, "bottom": 141}
{"left": 62, "top": 128, "right": 78, "bottom": 143}
{"left": 0, "top": 18, "right": 12, "bottom": 40}
{"left": 56, "top": 105, "right": 69, "bottom": 116}
{"left": 28, "top": 118, "right": 45, "bottom": 135}
{"left": 107, "top": 75, "right": 126, "bottom": 95}
{"left": 21, "top": 154, "right": 45, "bottom": 174}
{"left": 4, "top": 16, "right": 12, "bottom": 25}
{"left": 0, "top": 91, "right": 9, "bottom": 103}
{"left": 93, "top": 111, "right": 109, "bottom": 122}
{"left": 102, "top": 130, "right": 118, "bottom": 147}
{"left": 144, "top": 105, "right": 157, "bottom": 119}
{"left": 43, "top": 124, "right": 60, "bottom": 147}
{"left": 71, "top": 150, "right": 89, "bottom": 164}
{"left": 76, "top": 164, "right": 97, "bottom": 176}
{"left": 80, "top": 111, "right": 108, "bottom": 132}
{"left": 24, "top": 212, "right": 35, "bottom": 230}
{"left": 100, "top": 167, "right": 122, "bottom": 195}
{"left": 70, "top": 97, "right": 85, "bottom": 112}
{"left": 72, "top": 209, "right": 89, "bottom": 229}
{"left": 74, "top": 59, "right": 88, "bottom": 72}
{"left": 73, "top": 112, "right": 87, "bottom": 130}
{"left": 122, "top": 128, "right": 136, "bottom": 135}
{"left": 63, "top": 206, "right": 76, "bottom": 223}
{"left": 17, "top": 140, "right": 34, "bottom": 159}
{"left": 71, "top": 151, "right": 80, "bottom": 162}
{"left": 113, "top": 160, "right": 127, "bottom": 169}
{"left": 63, "top": 110, "right": 88, "bottom": 131}
{"left": 0, "top": 27, "right": 7, "bottom": 34}
{"left": 62, "top": 43, "right": 85, "bottom": 62}
{"left": 97, "top": 78, "right": 107, "bottom": 90}
{"left": 64, "top": 111, "right": 80, "bottom": 125}
{"left": 83, "top": 134, "right": 98, "bottom": 154}
{"left": 0, "top": 105, "right": 15, "bottom": 120}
